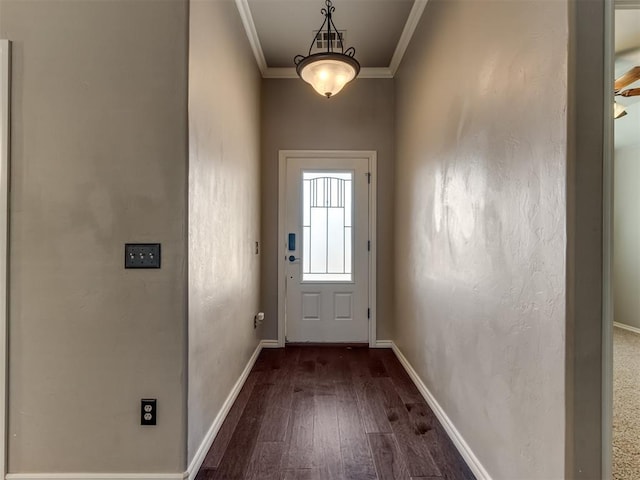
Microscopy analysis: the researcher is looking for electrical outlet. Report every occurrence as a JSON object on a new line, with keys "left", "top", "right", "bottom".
{"left": 125, "top": 244, "right": 161, "bottom": 269}
{"left": 141, "top": 398, "right": 157, "bottom": 426}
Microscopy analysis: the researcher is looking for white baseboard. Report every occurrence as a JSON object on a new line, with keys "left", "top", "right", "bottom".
{"left": 6, "top": 340, "right": 271, "bottom": 480}
{"left": 259, "top": 339, "right": 280, "bottom": 349}
{"left": 6, "top": 475, "right": 186, "bottom": 480}
{"left": 390, "top": 342, "right": 492, "bottom": 480}
{"left": 186, "top": 340, "right": 265, "bottom": 480}
{"left": 6, "top": 340, "right": 490, "bottom": 480}
{"left": 614, "top": 321, "right": 640, "bottom": 335}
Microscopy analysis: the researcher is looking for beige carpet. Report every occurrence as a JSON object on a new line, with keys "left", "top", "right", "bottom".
{"left": 614, "top": 326, "right": 640, "bottom": 480}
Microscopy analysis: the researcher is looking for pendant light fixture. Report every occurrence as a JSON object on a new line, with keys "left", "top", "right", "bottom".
{"left": 294, "top": 0, "right": 360, "bottom": 98}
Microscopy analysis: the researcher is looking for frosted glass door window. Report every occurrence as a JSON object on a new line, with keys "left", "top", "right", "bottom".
{"left": 302, "top": 171, "right": 353, "bottom": 282}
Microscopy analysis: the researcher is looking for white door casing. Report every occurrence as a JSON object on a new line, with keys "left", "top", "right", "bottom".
{"left": 602, "top": 0, "right": 615, "bottom": 477}
{"left": 278, "top": 151, "right": 376, "bottom": 346}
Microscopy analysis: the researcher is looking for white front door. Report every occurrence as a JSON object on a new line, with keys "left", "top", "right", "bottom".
{"left": 282, "top": 152, "right": 371, "bottom": 343}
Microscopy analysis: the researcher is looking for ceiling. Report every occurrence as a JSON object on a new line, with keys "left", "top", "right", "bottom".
{"left": 235, "top": 0, "right": 427, "bottom": 78}
{"left": 236, "top": 0, "right": 640, "bottom": 146}
{"left": 615, "top": 8, "right": 640, "bottom": 149}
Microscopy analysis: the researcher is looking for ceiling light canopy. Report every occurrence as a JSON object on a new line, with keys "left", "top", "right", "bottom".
{"left": 294, "top": 0, "right": 360, "bottom": 98}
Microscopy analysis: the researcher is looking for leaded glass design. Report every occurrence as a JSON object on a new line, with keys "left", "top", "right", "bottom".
{"left": 302, "top": 171, "right": 353, "bottom": 282}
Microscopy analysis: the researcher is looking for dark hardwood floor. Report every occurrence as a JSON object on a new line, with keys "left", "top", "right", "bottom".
{"left": 195, "top": 346, "right": 475, "bottom": 480}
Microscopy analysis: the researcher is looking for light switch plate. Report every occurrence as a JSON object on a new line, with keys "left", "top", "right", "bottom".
{"left": 125, "top": 243, "right": 161, "bottom": 269}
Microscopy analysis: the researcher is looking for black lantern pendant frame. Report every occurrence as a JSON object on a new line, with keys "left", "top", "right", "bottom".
{"left": 294, "top": 0, "right": 360, "bottom": 83}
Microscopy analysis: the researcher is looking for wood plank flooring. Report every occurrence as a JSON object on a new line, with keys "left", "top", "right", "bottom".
{"left": 195, "top": 346, "right": 475, "bottom": 480}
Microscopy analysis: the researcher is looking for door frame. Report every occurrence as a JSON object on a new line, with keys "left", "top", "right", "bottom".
{"left": 277, "top": 150, "right": 377, "bottom": 347}
{"left": 602, "top": 0, "right": 613, "bottom": 471}
{"left": 0, "top": 39, "right": 10, "bottom": 478}
{"left": 602, "top": 0, "right": 625, "bottom": 476}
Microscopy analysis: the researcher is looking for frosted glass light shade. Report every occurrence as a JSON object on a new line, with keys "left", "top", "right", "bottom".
{"left": 296, "top": 53, "right": 360, "bottom": 98}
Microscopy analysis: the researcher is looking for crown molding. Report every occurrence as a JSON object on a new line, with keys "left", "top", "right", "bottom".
{"left": 234, "top": 0, "right": 267, "bottom": 72}
{"left": 360, "top": 67, "right": 394, "bottom": 78}
{"left": 389, "top": 0, "right": 429, "bottom": 75}
{"left": 263, "top": 67, "right": 297, "bottom": 78}
{"left": 616, "top": 0, "right": 640, "bottom": 8}
{"left": 235, "top": 0, "right": 427, "bottom": 79}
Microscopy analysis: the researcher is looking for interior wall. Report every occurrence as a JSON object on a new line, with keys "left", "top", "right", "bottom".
{"left": 393, "top": 1, "right": 568, "bottom": 478}
{"left": 613, "top": 144, "right": 640, "bottom": 329}
{"left": 565, "top": 0, "right": 605, "bottom": 477}
{"left": 260, "top": 79, "right": 395, "bottom": 341}
{"left": 188, "top": 0, "right": 262, "bottom": 466}
{"left": 0, "top": 0, "right": 188, "bottom": 473}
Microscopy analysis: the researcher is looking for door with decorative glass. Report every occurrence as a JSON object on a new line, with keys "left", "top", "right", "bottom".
{"left": 282, "top": 152, "right": 371, "bottom": 343}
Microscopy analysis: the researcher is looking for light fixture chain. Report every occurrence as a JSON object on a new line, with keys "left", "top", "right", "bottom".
{"left": 307, "top": 9, "right": 329, "bottom": 56}
{"left": 326, "top": 0, "right": 335, "bottom": 53}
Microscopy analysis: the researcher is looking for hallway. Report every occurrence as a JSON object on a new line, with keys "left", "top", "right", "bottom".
{"left": 0, "top": 0, "right": 607, "bottom": 477}
{"left": 195, "top": 346, "right": 475, "bottom": 480}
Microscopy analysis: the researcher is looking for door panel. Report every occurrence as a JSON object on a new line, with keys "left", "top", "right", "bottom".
{"left": 284, "top": 155, "right": 369, "bottom": 343}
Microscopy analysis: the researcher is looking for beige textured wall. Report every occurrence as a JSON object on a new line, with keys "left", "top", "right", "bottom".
{"left": 0, "top": 0, "right": 188, "bottom": 473}
{"left": 188, "top": 0, "right": 262, "bottom": 466}
{"left": 394, "top": 1, "right": 568, "bottom": 478}
{"left": 614, "top": 145, "right": 640, "bottom": 329}
{"left": 260, "top": 79, "right": 395, "bottom": 341}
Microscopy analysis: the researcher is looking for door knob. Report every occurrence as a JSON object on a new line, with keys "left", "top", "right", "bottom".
{"left": 288, "top": 255, "right": 300, "bottom": 262}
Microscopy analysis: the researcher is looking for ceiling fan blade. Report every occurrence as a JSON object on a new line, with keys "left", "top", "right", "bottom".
{"left": 619, "top": 87, "right": 640, "bottom": 97}
{"left": 615, "top": 66, "right": 640, "bottom": 92}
